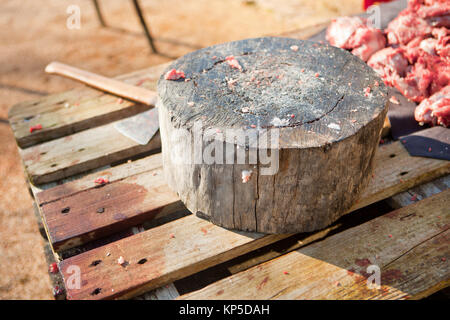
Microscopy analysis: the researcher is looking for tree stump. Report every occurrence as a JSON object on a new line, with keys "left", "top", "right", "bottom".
{"left": 157, "top": 37, "right": 388, "bottom": 234}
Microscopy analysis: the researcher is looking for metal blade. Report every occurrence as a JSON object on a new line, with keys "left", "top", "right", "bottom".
{"left": 114, "top": 108, "right": 159, "bottom": 145}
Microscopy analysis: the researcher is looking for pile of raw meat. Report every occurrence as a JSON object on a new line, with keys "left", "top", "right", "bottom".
{"left": 326, "top": 0, "right": 449, "bottom": 127}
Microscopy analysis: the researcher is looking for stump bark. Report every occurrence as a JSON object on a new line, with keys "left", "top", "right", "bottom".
{"left": 157, "top": 37, "right": 388, "bottom": 234}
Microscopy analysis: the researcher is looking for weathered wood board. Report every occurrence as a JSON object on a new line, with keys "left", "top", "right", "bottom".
{"left": 20, "top": 121, "right": 161, "bottom": 185}
{"left": 179, "top": 189, "right": 449, "bottom": 300}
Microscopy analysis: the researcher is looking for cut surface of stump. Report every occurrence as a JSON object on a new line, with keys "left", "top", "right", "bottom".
{"left": 158, "top": 37, "right": 388, "bottom": 234}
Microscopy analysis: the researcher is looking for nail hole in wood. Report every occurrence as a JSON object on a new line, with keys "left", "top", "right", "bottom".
{"left": 137, "top": 258, "right": 147, "bottom": 265}
{"left": 61, "top": 207, "right": 70, "bottom": 214}
{"left": 78, "top": 148, "right": 85, "bottom": 152}
{"left": 51, "top": 163, "right": 58, "bottom": 167}
{"left": 389, "top": 154, "right": 396, "bottom": 158}
{"left": 40, "top": 152, "right": 47, "bottom": 156}
{"left": 91, "top": 288, "right": 102, "bottom": 296}
{"left": 90, "top": 260, "right": 102, "bottom": 267}
{"left": 400, "top": 171, "right": 408, "bottom": 176}
{"left": 96, "top": 207, "right": 105, "bottom": 214}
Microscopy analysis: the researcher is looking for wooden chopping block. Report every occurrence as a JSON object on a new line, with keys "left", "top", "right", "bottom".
{"left": 157, "top": 37, "right": 388, "bottom": 234}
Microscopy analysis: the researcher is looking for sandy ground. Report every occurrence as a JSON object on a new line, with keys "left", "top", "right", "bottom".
{"left": 0, "top": 0, "right": 361, "bottom": 299}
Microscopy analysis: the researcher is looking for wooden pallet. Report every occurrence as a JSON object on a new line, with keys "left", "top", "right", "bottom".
{"left": 8, "top": 23, "right": 449, "bottom": 300}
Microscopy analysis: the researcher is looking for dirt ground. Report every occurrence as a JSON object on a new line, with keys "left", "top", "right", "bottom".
{"left": 0, "top": 0, "right": 361, "bottom": 299}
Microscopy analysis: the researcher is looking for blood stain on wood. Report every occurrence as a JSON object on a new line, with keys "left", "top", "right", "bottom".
{"left": 257, "top": 276, "right": 269, "bottom": 290}
{"left": 381, "top": 269, "right": 403, "bottom": 285}
{"left": 355, "top": 258, "right": 371, "bottom": 267}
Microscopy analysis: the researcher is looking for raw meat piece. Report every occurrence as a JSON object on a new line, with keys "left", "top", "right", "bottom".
{"left": 394, "top": 61, "right": 434, "bottom": 102}
{"left": 404, "top": 36, "right": 436, "bottom": 63}
{"left": 395, "top": 53, "right": 450, "bottom": 102}
{"left": 409, "top": 0, "right": 450, "bottom": 19}
{"left": 368, "top": 47, "right": 409, "bottom": 86}
{"left": 326, "top": 17, "right": 385, "bottom": 61}
{"left": 164, "top": 69, "right": 185, "bottom": 80}
{"left": 348, "top": 27, "right": 386, "bottom": 61}
{"left": 386, "top": 11, "right": 433, "bottom": 45}
{"left": 326, "top": 17, "right": 366, "bottom": 48}
{"left": 433, "top": 27, "right": 450, "bottom": 57}
{"left": 414, "top": 85, "right": 450, "bottom": 126}
{"left": 225, "top": 56, "right": 243, "bottom": 71}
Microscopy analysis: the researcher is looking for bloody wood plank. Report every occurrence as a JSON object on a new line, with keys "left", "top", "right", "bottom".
{"left": 8, "top": 63, "right": 169, "bottom": 148}
{"left": 35, "top": 153, "right": 183, "bottom": 252}
{"left": 59, "top": 215, "right": 287, "bottom": 300}
{"left": 20, "top": 121, "right": 161, "bottom": 185}
{"left": 41, "top": 164, "right": 179, "bottom": 251}
{"left": 179, "top": 189, "right": 450, "bottom": 300}
{"left": 58, "top": 141, "right": 449, "bottom": 300}
{"left": 36, "top": 153, "right": 164, "bottom": 205}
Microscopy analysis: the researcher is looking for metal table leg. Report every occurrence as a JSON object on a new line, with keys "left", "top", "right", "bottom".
{"left": 132, "top": 0, "right": 158, "bottom": 53}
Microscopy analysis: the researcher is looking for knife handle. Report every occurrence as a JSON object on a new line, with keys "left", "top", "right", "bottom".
{"left": 45, "top": 61, "right": 157, "bottom": 106}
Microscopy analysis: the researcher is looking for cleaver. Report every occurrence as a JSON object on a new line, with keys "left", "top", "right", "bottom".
{"left": 45, "top": 62, "right": 160, "bottom": 145}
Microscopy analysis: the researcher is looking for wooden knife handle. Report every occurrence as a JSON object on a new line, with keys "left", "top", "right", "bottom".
{"left": 45, "top": 61, "right": 157, "bottom": 106}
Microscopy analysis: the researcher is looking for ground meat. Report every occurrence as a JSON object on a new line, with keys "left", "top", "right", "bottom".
{"left": 326, "top": 17, "right": 366, "bottom": 48}
{"left": 386, "top": 11, "right": 433, "bottom": 45}
{"left": 433, "top": 27, "right": 450, "bottom": 56}
{"left": 164, "top": 68, "right": 185, "bottom": 80}
{"left": 409, "top": 0, "right": 450, "bottom": 19}
{"left": 326, "top": 17, "right": 385, "bottom": 61}
{"left": 415, "top": 85, "right": 450, "bottom": 126}
{"left": 368, "top": 47, "right": 409, "bottom": 86}
{"left": 348, "top": 27, "right": 386, "bottom": 61}
{"left": 325, "top": 0, "right": 450, "bottom": 126}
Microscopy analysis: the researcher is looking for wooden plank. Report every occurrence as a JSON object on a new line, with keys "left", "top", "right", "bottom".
{"left": 35, "top": 153, "right": 184, "bottom": 252}
{"left": 20, "top": 121, "right": 161, "bottom": 185}
{"left": 58, "top": 141, "right": 449, "bottom": 300}
{"left": 8, "top": 63, "right": 169, "bottom": 148}
{"left": 41, "top": 161, "right": 179, "bottom": 251}
{"left": 36, "top": 153, "right": 164, "bottom": 205}
{"left": 59, "top": 215, "right": 287, "bottom": 300}
{"left": 349, "top": 141, "right": 450, "bottom": 212}
{"left": 179, "top": 189, "right": 450, "bottom": 300}
{"left": 387, "top": 175, "right": 450, "bottom": 209}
